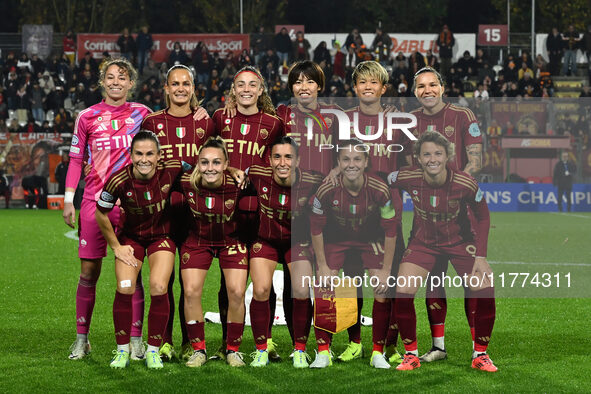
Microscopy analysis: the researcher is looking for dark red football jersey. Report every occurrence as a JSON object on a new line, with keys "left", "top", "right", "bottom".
{"left": 213, "top": 108, "right": 284, "bottom": 170}
{"left": 179, "top": 171, "right": 243, "bottom": 247}
{"left": 387, "top": 166, "right": 490, "bottom": 256}
{"left": 142, "top": 109, "right": 215, "bottom": 166}
{"left": 276, "top": 103, "right": 339, "bottom": 175}
{"left": 410, "top": 103, "right": 482, "bottom": 170}
{"left": 310, "top": 173, "right": 401, "bottom": 243}
{"left": 344, "top": 106, "right": 413, "bottom": 177}
{"left": 97, "top": 159, "right": 183, "bottom": 241}
{"left": 290, "top": 169, "right": 324, "bottom": 243}
{"left": 247, "top": 165, "right": 293, "bottom": 243}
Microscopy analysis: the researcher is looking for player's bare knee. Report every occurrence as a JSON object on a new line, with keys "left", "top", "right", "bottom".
{"left": 253, "top": 284, "right": 271, "bottom": 301}
{"left": 149, "top": 280, "right": 168, "bottom": 295}
{"left": 227, "top": 287, "right": 245, "bottom": 305}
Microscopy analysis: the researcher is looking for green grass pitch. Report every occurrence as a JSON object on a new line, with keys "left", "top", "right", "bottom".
{"left": 1, "top": 210, "right": 590, "bottom": 392}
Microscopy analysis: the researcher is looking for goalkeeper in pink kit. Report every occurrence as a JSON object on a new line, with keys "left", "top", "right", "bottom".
{"left": 63, "top": 58, "right": 152, "bottom": 360}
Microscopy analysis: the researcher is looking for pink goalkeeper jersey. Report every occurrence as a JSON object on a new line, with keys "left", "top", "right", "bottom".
{"left": 66, "top": 101, "right": 152, "bottom": 201}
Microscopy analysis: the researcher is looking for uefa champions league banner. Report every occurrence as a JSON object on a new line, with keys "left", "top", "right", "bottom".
{"left": 77, "top": 34, "right": 250, "bottom": 63}
{"left": 401, "top": 183, "right": 591, "bottom": 212}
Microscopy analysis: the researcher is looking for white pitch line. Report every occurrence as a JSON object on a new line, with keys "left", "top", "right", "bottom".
{"left": 550, "top": 212, "right": 591, "bottom": 219}
{"left": 489, "top": 260, "right": 591, "bottom": 267}
{"left": 64, "top": 230, "right": 78, "bottom": 240}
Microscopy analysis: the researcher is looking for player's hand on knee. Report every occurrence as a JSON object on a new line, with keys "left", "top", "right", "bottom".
{"left": 471, "top": 256, "right": 493, "bottom": 289}
{"left": 114, "top": 245, "right": 139, "bottom": 267}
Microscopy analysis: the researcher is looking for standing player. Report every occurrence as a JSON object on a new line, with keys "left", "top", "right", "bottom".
{"left": 178, "top": 137, "right": 248, "bottom": 368}
{"left": 141, "top": 64, "right": 214, "bottom": 361}
{"left": 63, "top": 58, "right": 151, "bottom": 360}
{"left": 309, "top": 139, "right": 402, "bottom": 369}
{"left": 407, "top": 66, "right": 483, "bottom": 363}
{"left": 248, "top": 137, "right": 324, "bottom": 368}
{"left": 212, "top": 66, "right": 283, "bottom": 360}
{"left": 95, "top": 131, "right": 183, "bottom": 369}
{"left": 276, "top": 60, "right": 338, "bottom": 175}
{"left": 389, "top": 131, "right": 497, "bottom": 372}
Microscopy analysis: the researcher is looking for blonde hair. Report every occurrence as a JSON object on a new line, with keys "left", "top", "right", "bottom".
{"left": 352, "top": 60, "right": 389, "bottom": 86}
{"left": 164, "top": 65, "right": 201, "bottom": 110}
{"left": 189, "top": 136, "right": 229, "bottom": 189}
{"left": 98, "top": 57, "right": 138, "bottom": 99}
{"left": 228, "top": 66, "right": 276, "bottom": 116}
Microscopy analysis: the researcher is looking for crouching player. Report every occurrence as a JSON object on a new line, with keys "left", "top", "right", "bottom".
{"left": 96, "top": 131, "right": 182, "bottom": 369}
{"left": 247, "top": 137, "right": 324, "bottom": 367}
{"left": 178, "top": 136, "right": 249, "bottom": 368}
{"left": 309, "top": 139, "right": 402, "bottom": 369}
{"left": 388, "top": 131, "right": 497, "bottom": 372}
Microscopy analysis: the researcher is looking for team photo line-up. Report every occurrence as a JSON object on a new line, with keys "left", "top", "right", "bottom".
{"left": 63, "top": 56, "right": 496, "bottom": 372}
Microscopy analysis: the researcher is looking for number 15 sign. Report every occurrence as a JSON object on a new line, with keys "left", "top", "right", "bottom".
{"left": 478, "top": 25, "right": 508, "bottom": 46}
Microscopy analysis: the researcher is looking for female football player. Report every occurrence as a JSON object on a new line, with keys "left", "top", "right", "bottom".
{"left": 178, "top": 136, "right": 249, "bottom": 368}
{"left": 142, "top": 64, "right": 214, "bottom": 361}
{"left": 96, "top": 131, "right": 184, "bottom": 370}
{"left": 63, "top": 58, "right": 151, "bottom": 361}
{"left": 388, "top": 130, "right": 496, "bottom": 372}
{"left": 211, "top": 66, "right": 284, "bottom": 360}
{"left": 247, "top": 136, "right": 323, "bottom": 368}
{"left": 309, "top": 139, "right": 402, "bottom": 369}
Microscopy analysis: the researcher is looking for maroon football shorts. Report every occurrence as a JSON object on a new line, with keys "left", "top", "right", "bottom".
{"left": 401, "top": 240, "right": 477, "bottom": 277}
{"left": 180, "top": 242, "right": 249, "bottom": 270}
{"left": 250, "top": 239, "right": 291, "bottom": 265}
{"left": 324, "top": 241, "right": 384, "bottom": 271}
{"left": 119, "top": 235, "right": 176, "bottom": 262}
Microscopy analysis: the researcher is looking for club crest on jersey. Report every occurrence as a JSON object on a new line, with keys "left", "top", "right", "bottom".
{"left": 125, "top": 118, "right": 134, "bottom": 125}
{"left": 196, "top": 127, "right": 205, "bottom": 138}
{"left": 278, "top": 194, "right": 287, "bottom": 205}
{"left": 240, "top": 124, "right": 250, "bottom": 135}
{"left": 444, "top": 125, "right": 455, "bottom": 137}
{"left": 252, "top": 242, "right": 262, "bottom": 253}
{"left": 225, "top": 199, "right": 235, "bottom": 209}
{"left": 205, "top": 196, "right": 214, "bottom": 209}
{"left": 176, "top": 127, "right": 186, "bottom": 138}
{"left": 260, "top": 128, "right": 269, "bottom": 139}
{"left": 298, "top": 197, "right": 308, "bottom": 206}
{"left": 430, "top": 196, "right": 439, "bottom": 207}
{"left": 161, "top": 184, "right": 170, "bottom": 193}
{"left": 111, "top": 120, "right": 121, "bottom": 130}
{"left": 449, "top": 199, "right": 459, "bottom": 208}
{"left": 144, "top": 191, "right": 152, "bottom": 200}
